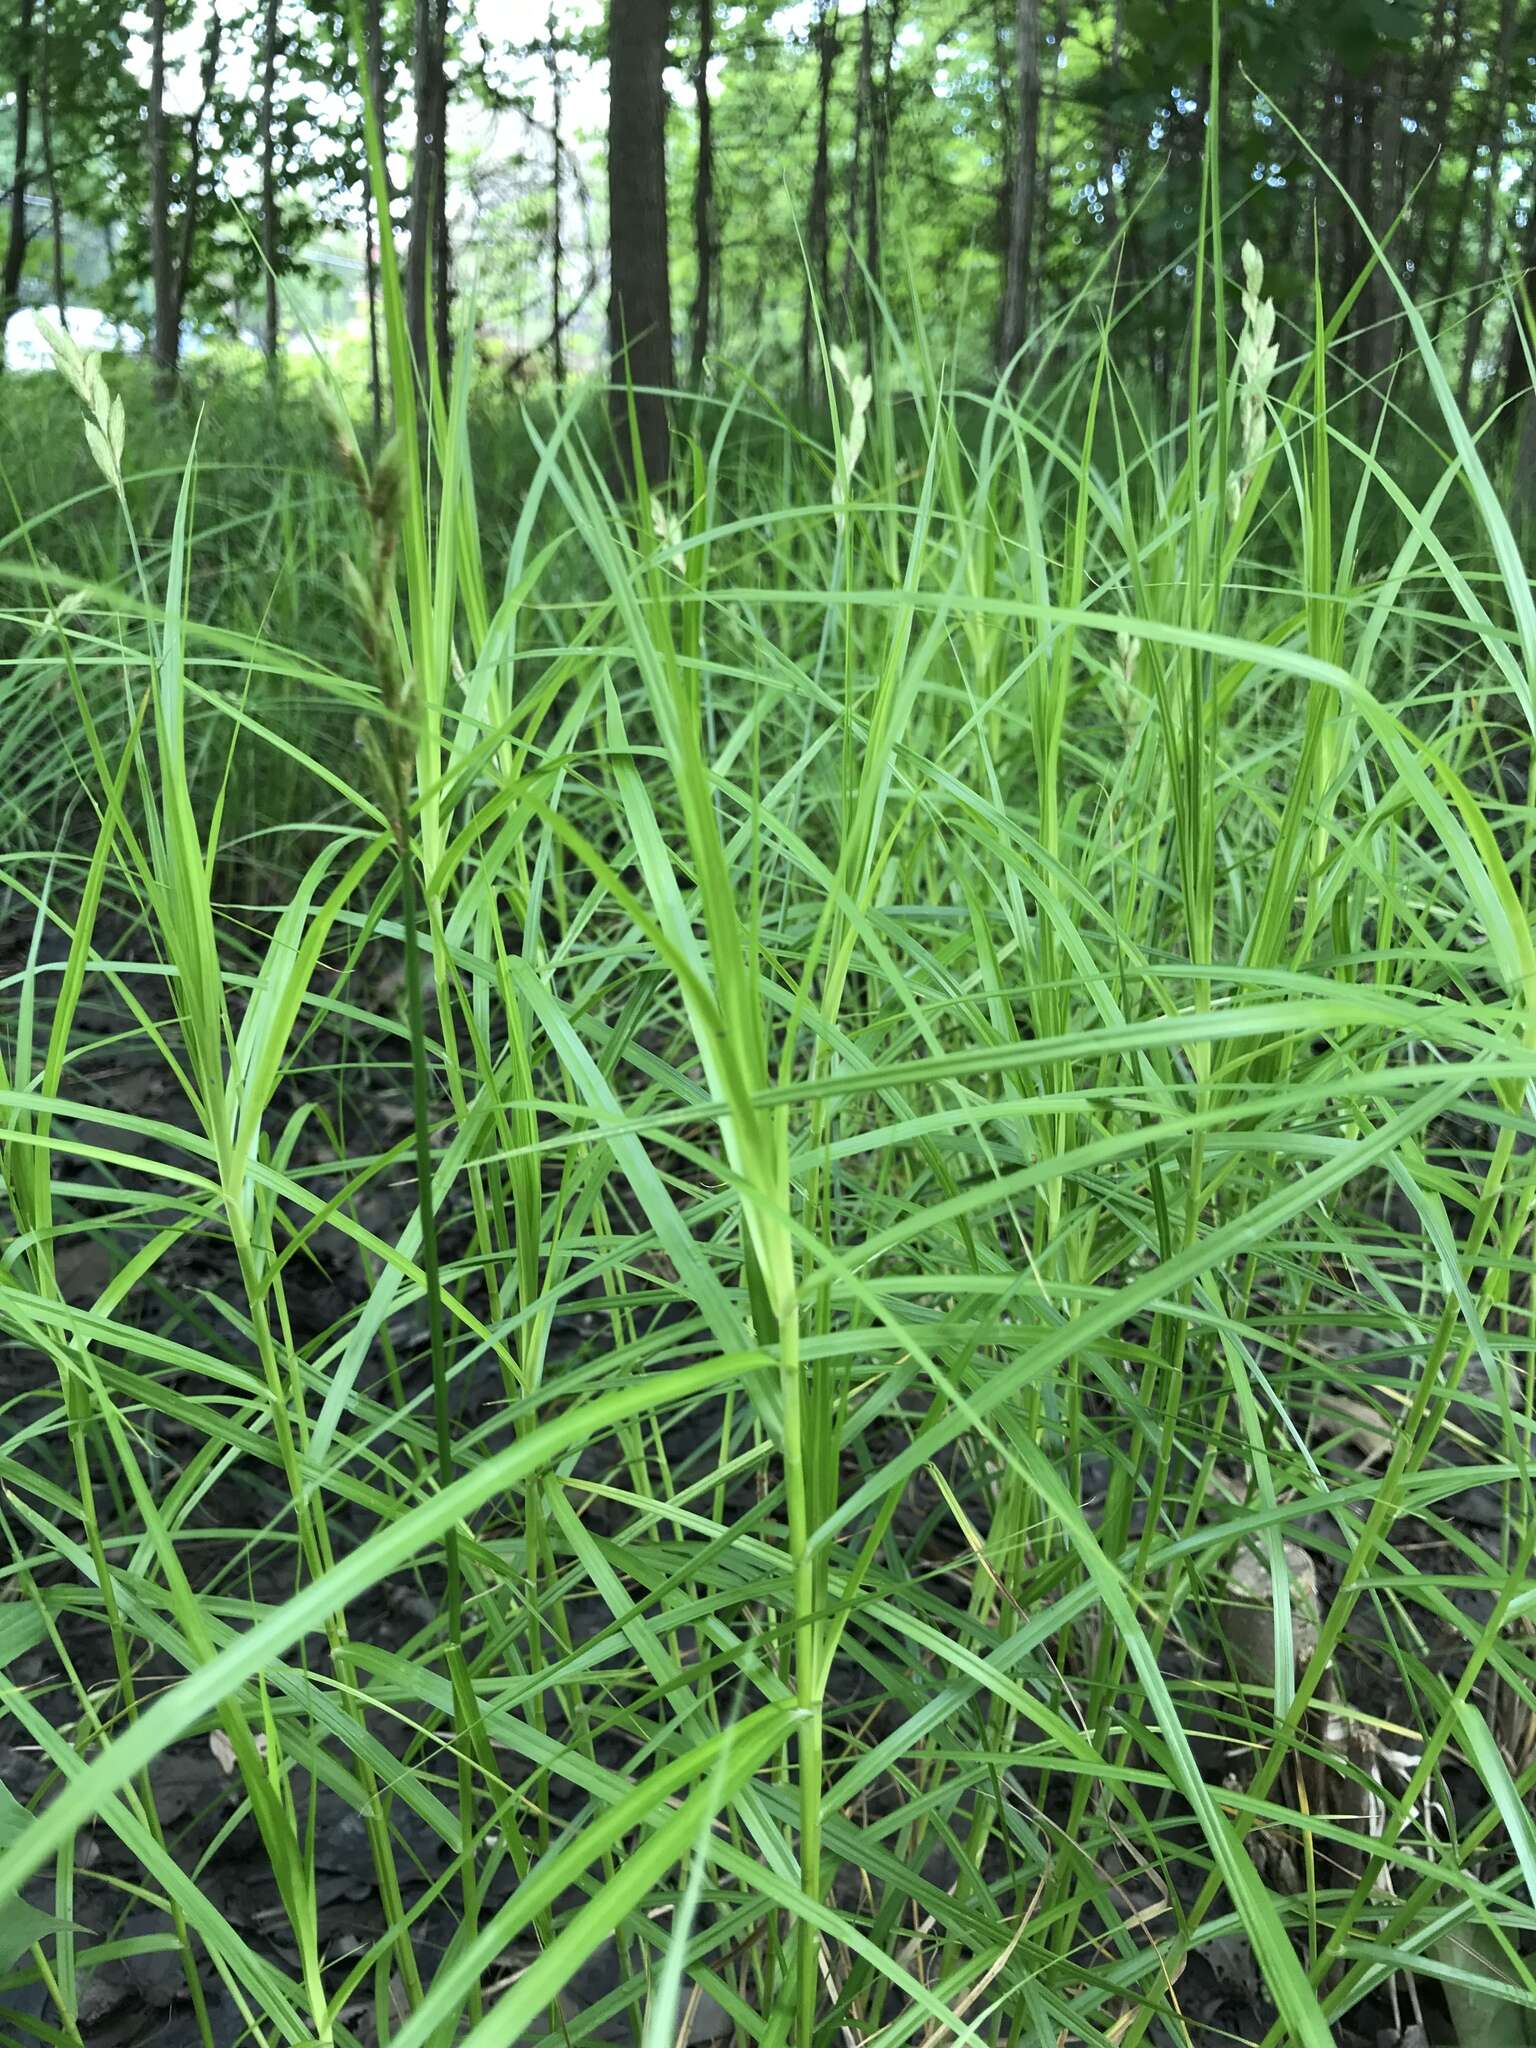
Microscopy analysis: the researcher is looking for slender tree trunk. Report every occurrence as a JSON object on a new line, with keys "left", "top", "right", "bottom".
{"left": 1, "top": 0, "right": 35, "bottom": 360}
{"left": 358, "top": 0, "right": 386, "bottom": 438}
{"left": 1441, "top": 0, "right": 1516, "bottom": 297}
{"left": 1100, "top": 0, "right": 1128, "bottom": 329}
{"left": 1405, "top": 0, "right": 1463, "bottom": 288}
{"left": 1101, "top": 0, "right": 1123, "bottom": 232}
{"left": 607, "top": 0, "right": 673, "bottom": 484}
{"left": 1458, "top": 192, "right": 1505, "bottom": 412}
{"left": 431, "top": 56, "right": 449, "bottom": 375}
{"left": 999, "top": 0, "right": 1041, "bottom": 371}
{"left": 405, "top": 0, "right": 428, "bottom": 372}
{"left": 1496, "top": 213, "right": 1536, "bottom": 524}
{"left": 39, "top": 0, "right": 64, "bottom": 320}
{"left": 988, "top": 0, "right": 1012, "bottom": 351}
{"left": 800, "top": 0, "right": 837, "bottom": 397}
{"left": 171, "top": 11, "right": 222, "bottom": 348}
{"left": 261, "top": 0, "right": 281, "bottom": 365}
{"left": 843, "top": 0, "right": 872, "bottom": 308}
{"left": 688, "top": 0, "right": 714, "bottom": 381}
{"left": 548, "top": 5, "right": 565, "bottom": 386}
{"left": 1032, "top": 0, "right": 1067, "bottom": 320}
{"left": 406, "top": 0, "right": 449, "bottom": 384}
{"left": 1454, "top": 0, "right": 1518, "bottom": 408}
{"left": 865, "top": 0, "right": 897, "bottom": 309}
{"left": 1333, "top": 73, "right": 1354, "bottom": 313}
{"left": 147, "top": 0, "right": 178, "bottom": 395}
{"left": 1353, "top": 80, "right": 1386, "bottom": 387}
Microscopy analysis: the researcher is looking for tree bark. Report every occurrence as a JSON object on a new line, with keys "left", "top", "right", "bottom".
{"left": 1101, "top": 0, "right": 1123, "bottom": 233}
{"left": 1, "top": 0, "right": 35, "bottom": 360}
{"left": 800, "top": 0, "right": 837, "bottom": 397}
{"left": 688, "top": 0, "right": 714, "bottom": 381}
{"left": 261, "top": 0, "right": 281, "bottom": 365}
{"left": 607, "top": 0, "right": 673, "bottom": 485}
{"left": 843, "top": 0, "right": 873, "bottom": 307}
{"left": 39, "top": 0, "right": 64, "bottom": 319}
{"left": 406, "top": 0, "right": 450, "bottom": 384}
{"left": 361, "top": 0, "right": 386, "bottom": 438}
{"left": 1405, "top": 0, "right": 1462, "bottom": 288}
{"left": 548, "top": 5, "right": 566, "bottom": 386}
{"left": 147, "top": 0, "right": 178, "bottom": 395}
{"left": 172, "top": 10, "right": 222, "bottom": 353}
{"left": 999, "top": 0, "right": 1041, "bottom": 371}
{"left": 1453, "top": 0, "right": 1518, "bottom": 409}
{"left": 865, "top": 0, "right": 898, "bottom": 310}
{"left": 1496, "top": 210, "right": 1536, "bottom": 525}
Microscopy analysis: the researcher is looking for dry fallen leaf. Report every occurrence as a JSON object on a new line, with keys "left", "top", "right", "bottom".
{"left": 209, "top": 1729, "right": 268, "bottom": 1776}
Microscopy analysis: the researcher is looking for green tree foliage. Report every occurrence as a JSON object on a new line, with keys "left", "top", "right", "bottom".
{"left": 3, "top": 0, "right": 1533, "bottom": 414}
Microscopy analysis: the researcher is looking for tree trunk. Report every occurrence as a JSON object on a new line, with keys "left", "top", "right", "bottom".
{"left": 431, "top": 47, "right": 449, "bottom": 377}
{"left": 1101, "top": 0, "right": 1123, "bottom": 234}
{"left": 607, "top": 0, "right": 673, "bottom": 485}
{"left": 988, "top": 0, "right": 1012, "bottom": 347}
{"left": 865, "top": 0, "right": 898, "bottom": 309}
{"left": 688, "top": 0, "right": 714, "bottom": 382}
{"left": 999, "top": 0, "right": 1041, "bottom": 371}
{"left": 1, "top": 0, "right": 35, "bottom": 361}
{"left": 843, "top": 0, "right": 873, "bottom": 308}
{"left": 147, "top": 0, "right": 178, "bottom": 395}
{"left": 1405, "top": 0, "right": 1461, "bottom": 289}
{"left": 1333, "top": 72, "right": 1354, "bottom": 314}
{"left": 406, "top": 0, "right": 449, "bottom": 384}
{"left": 361, "top": 0, "right": 386, "bottom": 439}
{"left": 1497, "top": 208, "right": 1536, "bottom": 525}
{"left": 261, "top": 0, "right": 281, "bottom": 365}
{"left": 1353, "top": 79, "right": 1386, "bottom": 388}
{"left": 1442, "top": 0, "right": 1516, "bottom": 293}
{"left": 1453, "top": 0, "right": 1518, "bottom": 408}
{"left": 171, "top": 11, "right": 222, "bottom": 357}
{"left": 800, "top": 0, "right": 837, "bottom": 398}
{"left": 548, "top": 5, "right": 565, "bottom": 386}
{"left": 38, "top": 0, "right": 64, "bottom": 319}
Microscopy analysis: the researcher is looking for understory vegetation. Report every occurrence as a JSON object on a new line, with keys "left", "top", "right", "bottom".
{"left": 1, "top": 210, "right": 1535, "bottom": 2048}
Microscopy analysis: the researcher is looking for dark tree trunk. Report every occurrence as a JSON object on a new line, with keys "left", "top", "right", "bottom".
{"left": 1333, "top": 73, "right": 1355, "bottom": 314}
{"left": 39, "top": 0, "right": 64, "bottom": 319}
{"left": 1497, "top": 211, "right": 1536, "bottom": 525}
{"left": 1455, "top": 0, "right": 1519, "bottom": 409}
{"left": 1352, "top": 79, "right": 1386, "bottom": 387}
{"left": 988, "top": 0, "right": 1012, "bottom": 341}
{"left": 844, "top": 0, "right": 875, "bottom": 311}
{"left": 173, "top": 11, "right": 222, "bottom": 348}
{"left": 1101, "top": 0, "right": 1123, "bottom": 233}
{"left": 1405, "top": 0, "right": 1462, "bottom": 289}
{"left": 865, "top": 0, "right": 898, "bottom": 307}
{"left": 406, "top": 0, "right": 450, "bottom": 385}
{"left": 1444, "top": 0, "right": 1516, "bottom": 298}
{"left": 607, "top": 0, "right": 673, "bottom": 485}
{"left": 999, "top": 0, "right": 1041, "bottom": 371}
{"left": 548, "top": 5, "right": 565, "bottom": 386}
{"left": 689, "top": 0, "right": 714, "bottom": 381}
{"left": 147, "top": 0, "right": 178, "bottom": 395}
{"left": 261, "top": 0, "right": 280, "bottom": 365}
{"left": 1, "top": 0, "right": 35, "bottom": 358}
{"left": 800, "top": 0, "right": 837, "bottom": 398}
{"left": 361, "top": 0, "right": 386, "bottom": 437}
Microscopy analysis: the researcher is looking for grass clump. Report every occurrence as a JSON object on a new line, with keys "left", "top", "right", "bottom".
{"left": 0, "top": 230, "right": 1534, "bottom": 2048}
